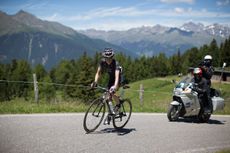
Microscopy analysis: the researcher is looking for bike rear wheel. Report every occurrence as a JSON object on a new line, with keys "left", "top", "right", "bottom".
{"left": 83, "top": 98, "right": 105, "bottom": 133}
{"left": 113, "top": 99, "right": 132, "bottom": 129}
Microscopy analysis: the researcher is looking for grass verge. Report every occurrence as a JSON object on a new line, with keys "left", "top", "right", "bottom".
{"left": 0, "top": 76, "right": 230, "bottom": 114}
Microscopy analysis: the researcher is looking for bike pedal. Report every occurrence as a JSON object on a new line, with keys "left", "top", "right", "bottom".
{"left": 103, "top": 120, "right": 110, "bottom": 125}
{"left": 104, "top": 116, "right": 111, "bottom": 125}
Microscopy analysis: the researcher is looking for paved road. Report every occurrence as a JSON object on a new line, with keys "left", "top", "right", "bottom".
{"left": 0, "top": 113, "right": 230, "bottom": 153}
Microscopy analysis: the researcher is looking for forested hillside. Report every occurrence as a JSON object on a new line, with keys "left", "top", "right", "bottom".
{"left": 0, "top": 37, "right": 230, "bottom": 102}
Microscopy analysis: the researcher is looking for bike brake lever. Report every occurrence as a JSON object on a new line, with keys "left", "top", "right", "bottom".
{"left": 123, "top": 85, "right": 130, "bottom": 89}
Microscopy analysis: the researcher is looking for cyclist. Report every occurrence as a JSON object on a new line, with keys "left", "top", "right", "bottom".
{"left": 91, "top": 48, "right": 122, "bottom": 114}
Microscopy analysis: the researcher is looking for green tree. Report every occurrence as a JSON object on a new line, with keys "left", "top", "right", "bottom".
{"left": 65, "top": 52, "right": 95, "bottom": 102}
{"left": 209, "top": 39, "right": 219, "bottom": 66}
{"left": 0, "top": 63, "right": 11, "bottom": 101}
{"left": 123, "top": 56, "right": 134, "bottom": 83}
{"left": 220, "top": 37, "right": 230, "bottom": 67}
{"left": 170, "top": 50, "right": 182, "bottom": 75}
{"left": 39, "top": 76, "right": 56, "bottom": 102}
{"left": 54, "top": 60, "right": 72, "bottom": 84}
{"left": 183, "top": 47, "right": 200, "bottom": 68}
{"left": 33, "top": 64, "right": 47, "bottom": 81}
{"left": 151, "top": 53, "right": 169, "bottom": 77}
{"left": 10, "top": 60, "right": 32, "bottom": 99}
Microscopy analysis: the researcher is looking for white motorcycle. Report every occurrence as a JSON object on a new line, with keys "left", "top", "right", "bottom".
{"left": 167, "top": 76, "right": 224, "bottom": 122}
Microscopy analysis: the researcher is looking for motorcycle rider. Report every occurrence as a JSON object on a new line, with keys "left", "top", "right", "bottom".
{"left": 199, "top": 55, "right": 214, "bottom": 87}
{"left": 91, "top": 48, "right": 122, "bottom": 114}
{"left": 192, "top": 68, "right": 212, "bottom": 113}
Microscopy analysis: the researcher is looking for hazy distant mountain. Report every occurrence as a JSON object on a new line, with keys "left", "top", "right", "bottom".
{"left": 0, "top": 10, "right": 77, "bottom": 37}
{"left": 1, "top": 10, "right": 229, "bottom": 69}
{"left": 180, "top": 22, "right": 205, "bottom": 32}
{"left": 79, "top": 22, "right": 230, "bottom": 56}
{"left": 181, "top": 22, "right": 230, "bottom": 37}
{"left": 0, "top": 10, "right": 132, "bottom": 69}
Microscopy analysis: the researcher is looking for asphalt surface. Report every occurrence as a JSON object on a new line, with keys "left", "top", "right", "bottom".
{"left": 0, "top": 113, "right": 230, "bottom": 153}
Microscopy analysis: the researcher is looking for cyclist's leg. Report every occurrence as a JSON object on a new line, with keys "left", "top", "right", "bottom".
{"left": 112, "top": 90, "right": 122, "bottom": 113}
{"left": 107, "top": 78, "right": 121, "bottom": 111}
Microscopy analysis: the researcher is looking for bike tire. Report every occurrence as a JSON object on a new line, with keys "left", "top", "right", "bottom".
{"left": 112, "top": 99, "right": 132, "bottom": 129}
{"left": 83, "top": 98, "right": 106, "bottom": 133}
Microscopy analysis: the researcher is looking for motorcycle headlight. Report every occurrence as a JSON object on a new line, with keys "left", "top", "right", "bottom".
{"left": 173, "top": 89, "right": 181, "bottom": 95}
{"left": 174, "top": 87, "right": 184, "bottom": 95}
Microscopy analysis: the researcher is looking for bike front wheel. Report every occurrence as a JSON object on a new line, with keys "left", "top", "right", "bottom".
{"left": 83, "top": 98, "right": 106, "bottom": 133}
{"left": 113, "top": 99, "right": 132, "bottom": 129}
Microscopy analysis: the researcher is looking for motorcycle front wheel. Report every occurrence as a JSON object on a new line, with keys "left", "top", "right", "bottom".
{"left": 167, "top": 105, "right": 179, "bottom": 121}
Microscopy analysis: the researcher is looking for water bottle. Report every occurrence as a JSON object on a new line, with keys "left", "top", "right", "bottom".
{"left": 108, "top": 101, "right": 115, "bottom": 114}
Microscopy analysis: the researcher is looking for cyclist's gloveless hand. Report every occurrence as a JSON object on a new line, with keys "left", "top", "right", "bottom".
{"left": 91, "top": 82, "right": 97, "bottom": 88}
{"left": 109, "top": 86, "right": 116, "bottom": 93}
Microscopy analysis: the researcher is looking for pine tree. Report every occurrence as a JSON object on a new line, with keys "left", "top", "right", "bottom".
{"left": 65, "top": 52, "right": 95, "bottom": 102}
{"left": 209, "top": 39, "right": 219, "bottom": 67}
{"left": 11, "top": 60, "right": 32, "bottom": 99}
{"left": 33, "top": 64, "right": 47, "bottom": 81}
{"left": 0, "top": 63, "right": 8, "bottom": 101}
{"left": 54, "top": 60, "right": 72, "bottom": 85}
{"left": 170, "top": 49, "right": 182, "bottom": 75}
{"left": 220, "top": 37, "right": 230, "bottom": 67}
{"left": 39, "top": 75, "right": 55, "bottom": 102}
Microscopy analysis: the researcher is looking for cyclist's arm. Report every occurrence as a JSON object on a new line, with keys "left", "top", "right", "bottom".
{"left": 114, "top": 69, "right": 120, "bottom": 90}
{"left": 94, "top": 67, "right": 101, "bottom": 83}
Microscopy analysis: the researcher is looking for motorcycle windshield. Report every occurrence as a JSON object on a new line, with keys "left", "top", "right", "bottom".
{"left": 175, "top": 76, "right": 193, "bottom": 89}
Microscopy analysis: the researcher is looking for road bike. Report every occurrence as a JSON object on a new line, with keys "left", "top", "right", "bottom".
{"left": 83, "top": 85, "right": 132, "bottom": 133}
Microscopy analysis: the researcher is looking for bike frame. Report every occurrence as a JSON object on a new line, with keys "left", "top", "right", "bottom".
{"left": 97, "top": 86, "right": 114, "bottom": 114}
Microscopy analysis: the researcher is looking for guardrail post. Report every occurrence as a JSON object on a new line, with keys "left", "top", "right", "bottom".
{"left": 220, "top": 62, "right": 226, "bottom": 83}
{"left": 33, "top": 73, "right": 39, "bottom": 104}
{"left": 140, "top": 84, "right": 144, "bottom": 105}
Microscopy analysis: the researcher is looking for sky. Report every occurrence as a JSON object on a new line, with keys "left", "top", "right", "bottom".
{"left": 0, "top": 0, "right": 230, "bottom": 31}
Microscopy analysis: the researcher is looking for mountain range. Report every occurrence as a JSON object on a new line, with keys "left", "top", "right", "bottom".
{"left": 0, "top": 10, "right": 131, "bottom": 69}
{"left": 79, "top": 22, "right": 230, "bottom": 56}
{"left": 0, "top": 10, "right": 230, "bottom": 69}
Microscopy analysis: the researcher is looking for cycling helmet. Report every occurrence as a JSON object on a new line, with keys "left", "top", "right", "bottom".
{"left": 102, "top": 48, "right": 114, "bottom": 58}
{"left": 204, "top": 55, "right": 212, "bottom": 66}
{"left": 193, "top": 68, "right": 202, "bottom": 80}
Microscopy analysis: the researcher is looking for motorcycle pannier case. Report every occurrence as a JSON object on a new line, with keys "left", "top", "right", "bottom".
{"left": 212, "top": 97, "right": 224, "bottom": 111}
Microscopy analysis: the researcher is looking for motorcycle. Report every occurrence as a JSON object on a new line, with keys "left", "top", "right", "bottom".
{"left": 167, "top": 76, "right": 224, "bottom": 122}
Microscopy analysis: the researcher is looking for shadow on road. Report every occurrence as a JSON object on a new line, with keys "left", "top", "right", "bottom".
{"left": 208, "top": 119, "right": 226, "bottom": 124}
{"left": 175, "top": 117, "right": 225, "bottom": 125}
{"left": 89, "top": 128, "right": 136, "bottom": 136}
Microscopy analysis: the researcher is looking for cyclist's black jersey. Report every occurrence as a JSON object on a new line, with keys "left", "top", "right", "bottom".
{"left": 99, "top": 59, "right": 121, "bottom": 88}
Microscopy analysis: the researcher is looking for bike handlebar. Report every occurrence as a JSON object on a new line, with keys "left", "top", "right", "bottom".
{"left": 92, "top": 85, "right": 108, "bottom": 91}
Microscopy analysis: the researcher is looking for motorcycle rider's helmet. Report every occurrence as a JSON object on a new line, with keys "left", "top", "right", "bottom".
{"left": 204, "top": 55, "right": 212, "bottom": 67}
{"left": 193, "top": 68, "right": 202, "bottom": 81}
{"left": 102, "top": 48, "right": 115, "bottom": 58}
